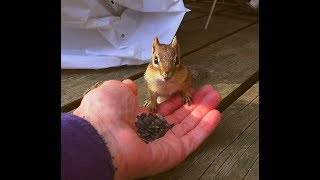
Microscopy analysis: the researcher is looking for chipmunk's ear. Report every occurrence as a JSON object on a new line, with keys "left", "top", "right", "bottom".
{"left": 171, "top": 36, "right": 179, "bottom": 49}
{"left": 152, "top": 37, "right": 159, "bottom": 53}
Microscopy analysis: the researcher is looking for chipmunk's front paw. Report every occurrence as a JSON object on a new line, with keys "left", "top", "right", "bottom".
{"left": 143, "top": 101, "right": 158, "bottom": 113}
{"left": 183, "top": 93, "right": 193, "bottom": 106}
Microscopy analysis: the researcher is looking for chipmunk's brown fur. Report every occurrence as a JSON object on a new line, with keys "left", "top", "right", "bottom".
{"left": 144, "top": 36, "right": 193, "bottom": 112}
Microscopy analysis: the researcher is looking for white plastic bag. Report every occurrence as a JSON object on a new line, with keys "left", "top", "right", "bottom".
{"left": 61, "top": 0, "right": 189, "bottom": 69}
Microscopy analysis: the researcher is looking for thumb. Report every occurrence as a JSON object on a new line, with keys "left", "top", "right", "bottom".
{"left": 122, "top": 79, "right": 138, "bottom": 96}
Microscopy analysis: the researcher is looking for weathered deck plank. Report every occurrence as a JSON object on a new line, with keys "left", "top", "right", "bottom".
{"left": 61, "top": 7, "right": 258, "bottom": 111}
{"left": 146, "top": 83, "right": 259, "bottom": 180}
{"left": 243, "top": 157, "right": 259, "bottom": 180}
{"left": 177, "top": 9, "right": 258, "bottom": 57}
{"left": 215, "top": 138, "right": 259, "bottom": 180}
{"left": 136, "top": 23, "right": 259, "bottom": 106}
{"left": 199, "top": 119, "right": 259, "bottom": 179}
{"left": 219, "top": 82, "right": 259, "bottom": 124}
{"left": 218, "top": 7, "right": 258, "bottom": 21}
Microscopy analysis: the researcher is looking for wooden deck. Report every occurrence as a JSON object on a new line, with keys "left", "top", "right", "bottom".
{"left": 61, "top": 0, "right": 259, "bottom": 179}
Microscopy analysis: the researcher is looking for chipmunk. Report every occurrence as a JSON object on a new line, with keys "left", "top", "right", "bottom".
{"left": 144, "top": 36, "right": 193, "bottom": 112}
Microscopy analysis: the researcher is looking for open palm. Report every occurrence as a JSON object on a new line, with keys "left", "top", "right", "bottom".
{"left": 73, "top": 80, "right": 221, "bottom": 180}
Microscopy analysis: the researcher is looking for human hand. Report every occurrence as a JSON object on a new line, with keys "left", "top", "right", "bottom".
{"left": 73, "top": 80, "right": 221, "bottom": 180}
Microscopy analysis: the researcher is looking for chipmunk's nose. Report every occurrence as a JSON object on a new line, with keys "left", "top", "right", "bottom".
{"left": 163, "top": 72, "right": 172, "bottom": 80}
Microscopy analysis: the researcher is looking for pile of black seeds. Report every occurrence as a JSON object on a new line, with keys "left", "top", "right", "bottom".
{"left": 135, "top": 113, "right": 174, "bottom": 143}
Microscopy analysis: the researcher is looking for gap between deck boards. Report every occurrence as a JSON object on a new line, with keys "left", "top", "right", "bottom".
{"left": 216, "top": 70, "right": 259, "bottom": 112}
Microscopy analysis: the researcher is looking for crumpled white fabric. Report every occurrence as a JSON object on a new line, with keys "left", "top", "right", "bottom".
{"left": 61, "top": 0, "right": 190, "bottom": 69}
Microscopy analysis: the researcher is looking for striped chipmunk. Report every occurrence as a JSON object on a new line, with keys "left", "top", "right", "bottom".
{"left": 144, "top": 36, "right": 194, "bottom": 112}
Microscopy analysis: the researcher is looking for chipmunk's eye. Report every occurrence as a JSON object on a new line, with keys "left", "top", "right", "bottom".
{"left": 175, "top": 56, "right": 179, "bottom": 66}
{"left": 154, "top": 56, "right": 159, "bottom": 65}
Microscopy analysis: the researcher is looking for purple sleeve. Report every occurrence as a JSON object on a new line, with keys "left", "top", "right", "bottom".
{"left": 61, "top": 113, "right": 115, "bottom": 180}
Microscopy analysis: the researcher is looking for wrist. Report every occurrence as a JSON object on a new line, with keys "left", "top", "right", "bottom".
{"left": 61, "top": 112, "right": 117, "bottom": 179}
{"left": 73, "top": 108, "right": 138, "bottom": 180}
{"left": 72, "top": 109, "right": 126, "bottom": 176}
{"left": 73, "top": 108, "right": 110, "bottom": 141}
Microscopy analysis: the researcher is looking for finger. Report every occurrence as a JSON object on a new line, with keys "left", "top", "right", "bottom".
{"left": 158, "top": 84, "right": 213, "bottom": 117}
{"left": 165, "top": 85, "right": 221, "bottom": 125}
{"left": 181, "top": 109, "right": 221, "bottom": 155}
{"left": 170, "top": 90, "right": 221, "bottom": 137}
{"left": 122, "top": 79, "right": 138, "bottom": 96}
{"left": 157, "top": 89, "right": 194, "bottom": 116}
